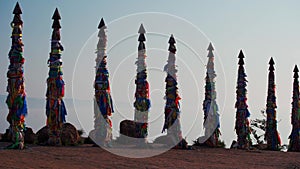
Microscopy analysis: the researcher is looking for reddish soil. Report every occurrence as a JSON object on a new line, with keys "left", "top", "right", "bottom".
{"left": 0, "top": 142, "right": 300, "bottom": 169}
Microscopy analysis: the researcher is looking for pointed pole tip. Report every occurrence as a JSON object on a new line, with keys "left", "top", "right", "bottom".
{"left": 54, "top": 8, "right": 59, "bottom": 13}
{"left": 294, "top": 65, "right": 299, "bottom": 72}
{"left": 52, "top": 8, "right": 61, "bottom": 20}
{"left": 138, "top": 23, "right": 146, "bottom": 34}
{"left": 238, "top": 50, "right": 244, "bottom": 58}
{"left": 269, "top": 57, "right": 275, "bottom": 65}
{"left": 168, "top": 34, "right": 176, "bottom": 44}
{"left": 98, "top": 18, "right": 106, "bottom": 29}
{"left": 13, "top": 2, "right": 22, "bottom": 14}
{"left": 207, "top": 42, "right": 214, "bottom": 51}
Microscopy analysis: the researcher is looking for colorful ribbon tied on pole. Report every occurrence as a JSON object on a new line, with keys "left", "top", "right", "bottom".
{"left": 289, "top": 65, "right": 300, "bottom": 151}
{"left": 235, "top": 50, "right": 251, "bottom": 149}
{"left": 265, "top": 57, "right": 281, "bottom": 150}
{"left": 162, "top": 35, "right": 183, "bottom": 145}
{"left": 94, "top": 18, "right": 114, "bottom": 147}
{"left": 134, "top": 24, "right": 150, "bottom": 140}
{"left": 6, "top": 2, "right": 28, "bottom": 150}
{"left": 202, "top": 43, "right": 221, "bottom": 147}
{"left": 46, "top": 8, "right": 67, "bottom": 145}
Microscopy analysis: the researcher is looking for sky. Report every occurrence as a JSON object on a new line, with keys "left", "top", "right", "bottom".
{"left": 0, "top": 0, "right": 300, "bottom": 147}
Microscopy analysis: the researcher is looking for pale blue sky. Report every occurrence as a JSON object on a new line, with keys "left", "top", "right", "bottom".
{"left": 1, "top": 0, "right": 300, "bottom": 147}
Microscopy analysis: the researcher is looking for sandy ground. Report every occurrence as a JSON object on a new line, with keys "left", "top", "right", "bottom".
{"left": 0, "top": 142, "right": 300, "bottom": 169}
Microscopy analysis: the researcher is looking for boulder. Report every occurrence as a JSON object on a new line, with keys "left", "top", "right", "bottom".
{"left": 230, "top": 140, "right": 238, "bottom": 149}
{"left": 153, "top": 135, "right": 170, "bottom": 145}
{"left": 0, "top": 129, "right": 12, "bottom": 142}
{"left": 120, "top": 119, "right": 146, "bottom": 138}
{"left": 36, "top": 123, "right": 80, "bottom": 146}
{"left": 154, "top": 135, "right": 189, "bottom": 149}
{"left": 116, "top": 120, "right": 148, "bottom": 145}
{"left": 61, "top": 123, "right": 80, "bottom": 146}
{"left": 1, "top": 127, "right": 35, "bottom": 144}
{"left": 84, "top": 136, "right": 95, "bottom": 144}
{"left": 175, "top": 138, "right": 188, "bottom": 149}
{"left": 36, "top": 126, "right": 49, "bottom": 145}
{"left": 120, "top": 120, "right": 137, "bottom": 138}
{"left": 24, "top": 127, "right": 35, "bottom": 144}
